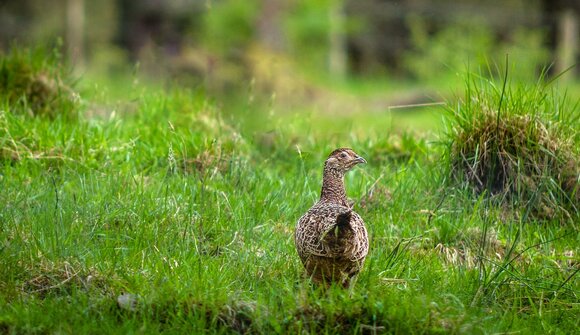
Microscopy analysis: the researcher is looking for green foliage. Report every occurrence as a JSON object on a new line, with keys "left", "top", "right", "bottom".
{"left": 497, "top": 28, "right": 550, "bottom": 81}
{"left": 284, "top": 0, "right": 360, "bottom": 73}
{"left": 202, "top": 0, "right": 260, "bottom": 54}
{"left": 404, "top": 17, "right": 494, "bottom": 82}
{"left": 404, "top": 18, "right": 550, "bottom": 83}
{"left": 284, "top": 0, "right": 332, "bottom": 68}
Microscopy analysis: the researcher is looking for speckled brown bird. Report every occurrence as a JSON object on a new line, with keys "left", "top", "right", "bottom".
{"left": 295, "top": 148, "right": 369, "bottom": 287}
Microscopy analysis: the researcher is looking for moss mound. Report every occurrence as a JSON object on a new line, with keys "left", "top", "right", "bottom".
{"left": 445, "top": 76, "right": 579, "bottom": 221}
{"left": 0, "top": 46, "right": 79, "bottom": 119}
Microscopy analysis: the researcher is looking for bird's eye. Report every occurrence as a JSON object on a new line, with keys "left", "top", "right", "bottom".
{"left": 340, "top": 152, "right": 347, "bottom": 159}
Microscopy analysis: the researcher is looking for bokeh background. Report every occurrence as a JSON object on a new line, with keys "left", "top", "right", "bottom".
{"left": 1, "top": 0, "right": 579, "bottom": 129}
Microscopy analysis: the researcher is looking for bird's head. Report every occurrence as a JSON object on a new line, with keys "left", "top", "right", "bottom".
{"left": 324, "top": 148, "right": 367, "bottom": 173}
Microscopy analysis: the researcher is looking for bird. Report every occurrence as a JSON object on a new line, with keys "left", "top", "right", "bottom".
{"left": 295, "top": 148, "right": 369, "bottom": 287}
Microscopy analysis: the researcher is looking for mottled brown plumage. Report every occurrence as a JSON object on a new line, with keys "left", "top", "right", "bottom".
{"left": 295, "top": 148, "right": 369, "bottom": 287}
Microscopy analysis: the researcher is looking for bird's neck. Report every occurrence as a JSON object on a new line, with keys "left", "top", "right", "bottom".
{"left": 320, "top": 166, "right": 348, "bottom": 206}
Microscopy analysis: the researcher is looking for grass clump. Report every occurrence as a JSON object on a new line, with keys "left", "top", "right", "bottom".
{"left": 0, "top": 46, "right": 79, "bottom": 119}
{"left": 444, "top": 73, "right": 579, "bottom": 221}
{"left": 129, "top": 89, "right": 249, "bottom": 176}
{"left": 367, "top": 133, "right": 429, "bottom": 164}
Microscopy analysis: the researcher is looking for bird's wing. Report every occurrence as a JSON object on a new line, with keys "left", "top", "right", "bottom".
{"left": 296, "top": 212, "right": 332, "bottom": 259}
{"left": 343, "top": 211, "right": 369, "bottom": 261}
{"left": 296, "top": 205, "right": 368, "bottom": 260}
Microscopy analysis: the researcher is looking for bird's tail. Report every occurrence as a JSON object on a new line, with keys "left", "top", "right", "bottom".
{"left": 335, "top": 209, "right": 353, "bottom": 231}
{"left": 318, "top": 209, "right": 354, "bottom": 244}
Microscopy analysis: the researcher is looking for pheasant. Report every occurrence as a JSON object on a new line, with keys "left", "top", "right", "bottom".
{"left": 295, "top": 148, "right": 369, "bottom": 287}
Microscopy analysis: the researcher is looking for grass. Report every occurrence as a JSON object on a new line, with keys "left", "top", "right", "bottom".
{"left": 0, "top": 48, "right": 579, "bottom": 334}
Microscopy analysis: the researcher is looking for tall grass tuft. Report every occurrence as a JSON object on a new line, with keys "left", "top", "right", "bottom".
{"left": 0, "top": 45, "right": 79, "bottom": 119}
{"left": 443, "top": 70, "right": 579, "bottom": 221}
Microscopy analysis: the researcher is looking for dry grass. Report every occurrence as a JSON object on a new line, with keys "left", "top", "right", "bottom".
{"left": 434, "top": 227, "right": 508, "bottom": 269}
{"left": 21, "top": 259, "right": 112, "bottom": 299}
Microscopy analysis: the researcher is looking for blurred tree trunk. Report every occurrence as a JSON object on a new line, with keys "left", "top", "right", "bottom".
{"left": 67, "top": 0, "right": 85, "bottom": 71}
{"left": 542, "top": 0, "right": 580, "bottom": 78}
{"left": 256, "top": 0, "right": 286, "bottom": 52}
{"left": 0, "top": 0, "right": 33, "bottom": 49}
{"left": 329, "top": 0, "right": 347, "bottom": 78}
{"left": 555, "top": 9, "right": 578, "bottom": 78}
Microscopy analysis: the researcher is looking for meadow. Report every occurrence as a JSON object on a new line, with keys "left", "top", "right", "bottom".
{"left": 0, "top": 48, "right": 578, "bottom": 334}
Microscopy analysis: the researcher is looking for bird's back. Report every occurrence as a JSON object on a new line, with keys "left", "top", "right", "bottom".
{"left": 295, "top": 201, "right": 368, "bottom": 286}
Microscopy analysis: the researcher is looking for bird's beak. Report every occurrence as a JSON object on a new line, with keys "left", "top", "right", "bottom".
{"left": 354, "top": 156, "right": 367, "bottom": 164}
